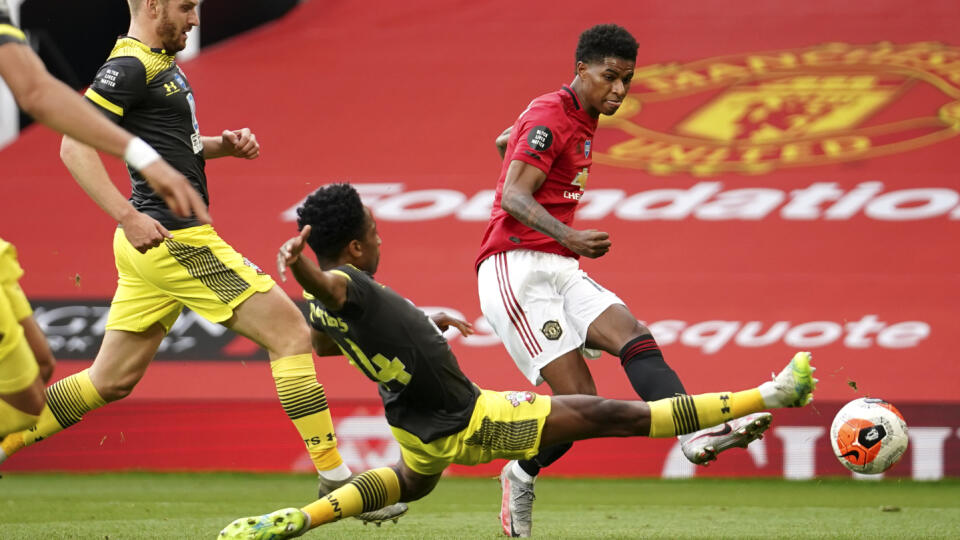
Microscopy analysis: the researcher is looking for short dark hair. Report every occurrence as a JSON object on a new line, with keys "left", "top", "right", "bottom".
{"left": 575, "top": 24, "right": 638, "bottom": 65}
{"left": 296, "top": 183, "right": 367, "bottom": 263}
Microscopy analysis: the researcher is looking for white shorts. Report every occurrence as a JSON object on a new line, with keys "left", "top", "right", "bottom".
{"left": 477, "top": 250, "right": 624, "bottom": 385}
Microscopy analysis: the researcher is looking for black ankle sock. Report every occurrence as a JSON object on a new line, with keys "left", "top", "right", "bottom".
{"left": 620, "top": 334, "right": 686, "bottom": 401}
{"left": 517, "top": 442, "right": 574, "bottom": 477}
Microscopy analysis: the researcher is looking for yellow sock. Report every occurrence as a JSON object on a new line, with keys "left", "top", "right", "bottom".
{"left": 648, "top": 389, "right": 765, "bottom": 438}
{"left": 271, "top": 354, "right": 344, "bottom": 471}
{"left": 301, "top": 467, "right": 401, "bottom": 527}
{"left": 17, "top": 368, "right": 106, "bottom": 448}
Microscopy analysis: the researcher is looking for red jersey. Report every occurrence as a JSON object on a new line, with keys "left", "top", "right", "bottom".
{"left": 476, "top": 85, "right": 598, "bottom": 269}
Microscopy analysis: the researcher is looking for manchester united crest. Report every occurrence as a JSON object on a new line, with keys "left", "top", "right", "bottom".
{"left": 541, "top": 320, "right": 562, "bottom": 340}
{"left": 593, "top": 42, "right": 960, "bottom": 175}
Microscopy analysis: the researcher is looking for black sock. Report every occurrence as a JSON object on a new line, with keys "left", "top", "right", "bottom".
{"left": 517, "top": 442, "right": 574, "bottom": 478}
{"left": 620, "top": 334, "right": 686, "bottom": 401}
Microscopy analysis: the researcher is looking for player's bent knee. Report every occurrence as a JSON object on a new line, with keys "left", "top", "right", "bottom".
{"left": 265, "top": 312, "right": 312, "bottom": 358}
{"left": 20, "top": 390, "right": 46, "bottom": 416}
{"left": 269, "top": 331, "right": 311, "bottom": 358}
{"left": 95, "top": 377, "right": 138, "bottom": 402}
{"left": 401, "top": 478, "right": 438, "bottom": 502}
{"left": 394, "top": 465, "right": 440, "bottom": 503}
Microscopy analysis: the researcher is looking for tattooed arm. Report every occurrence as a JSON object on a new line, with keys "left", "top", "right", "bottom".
{"left": 500, "top": 160, "right": 611, "bottom": 258}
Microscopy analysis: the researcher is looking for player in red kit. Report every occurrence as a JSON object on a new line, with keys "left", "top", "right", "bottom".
{"left": 476, "top": 24, "right": 772, "bottom": 537}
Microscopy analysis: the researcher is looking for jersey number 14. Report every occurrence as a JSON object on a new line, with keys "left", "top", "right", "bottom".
{"left": 339, "top": 337, "right": 412, "bottom": 387}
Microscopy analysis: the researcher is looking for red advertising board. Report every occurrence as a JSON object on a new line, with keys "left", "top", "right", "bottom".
{"left": 1, "top": 0, "right": 958, "bottom": 474}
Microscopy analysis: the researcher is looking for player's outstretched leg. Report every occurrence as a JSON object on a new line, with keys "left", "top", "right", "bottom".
{"left": 678, "top": 351, "right": 816, "bottom": 464}
{"left": 544, "top": 352, "right": 817, "bottom": 446}
{"left": 646, "top": 352, "right": 816, "bottom": 439}
{"left": 318, "top": 474, "right": 409, "bottom": 525}
{"left": 220, "top": 468, "right": 406, "bottom": 539}
{"left": 0, "top": 368, "right": 107, "bottom": 465}
{"left": 618, "top": 327, "right": 778, "bottom": 467}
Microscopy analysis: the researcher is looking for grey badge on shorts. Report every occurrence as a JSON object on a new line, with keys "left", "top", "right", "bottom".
{"left": 541, "top": 320, "right": 562, "bottom": 340}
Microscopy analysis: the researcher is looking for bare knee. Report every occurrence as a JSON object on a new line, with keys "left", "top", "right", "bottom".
{"left": 586, "top": 304, "right": 651, "bottom": 354}
{"left": 400, "top": 478, "right": 434, "bottom": 502}
{"left": 273, "top": 318, "right": 311, "bottom": 358}
{"left": 17, "top": 386, "right": 46, "bottom": 416}
{"left": 255, "top": 317, "right": 312, "bottom": 360}
{"left": 260, "top": 305, "right": 312, "bottom": 358}
{"left": 227, "top": 288, "right": 314, "bottom": 358}
{"left": 20, "top": 393, "right": 45, "bottom": 415}
{"left": 395, "top": 464, "right": 440, "bottom": 502}
{"left": 91, "top": 372, "right": 140, "bottom": 402}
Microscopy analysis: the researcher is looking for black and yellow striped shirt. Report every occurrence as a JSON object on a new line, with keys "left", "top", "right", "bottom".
{"left": 84, "top": 36, "right": 208, "bottom": 230}
{"left": 306, "top": 265, "right": 480, "bottom": 443}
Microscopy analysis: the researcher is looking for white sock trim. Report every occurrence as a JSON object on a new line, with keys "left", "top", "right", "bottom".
{"left": 301, "top": 510, "right": 311, "bottom": 530}
{"left": 318, "top": 462, "right": 352, "bottom": 482}
{"left": 758, "top": 380, "right": 777, "bottom": 408}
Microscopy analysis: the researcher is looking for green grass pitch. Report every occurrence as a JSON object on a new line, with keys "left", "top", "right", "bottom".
{"left": 1, "top": 472, "right": 959, "bottom": 539}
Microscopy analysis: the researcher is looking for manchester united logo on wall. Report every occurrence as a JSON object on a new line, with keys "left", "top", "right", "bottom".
{"left": 593, "top": 42, "right": 960, "bottom": 175}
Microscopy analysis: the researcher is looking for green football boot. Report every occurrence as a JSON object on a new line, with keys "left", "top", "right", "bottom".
{"left": 218, "top": 508, "right": 307, "bottom": 540}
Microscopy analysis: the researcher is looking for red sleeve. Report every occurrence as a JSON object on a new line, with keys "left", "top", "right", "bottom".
{"left": 509, "top": 101, "right": 569, "bottom": 174}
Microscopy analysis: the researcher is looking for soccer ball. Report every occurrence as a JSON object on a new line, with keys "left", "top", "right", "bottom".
{"left": 830, "top": 397, "right": 909, "bottom": 474}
